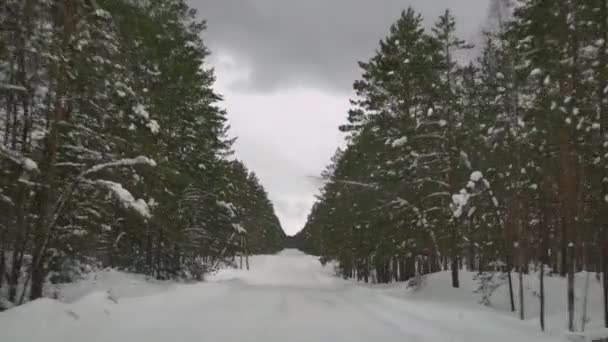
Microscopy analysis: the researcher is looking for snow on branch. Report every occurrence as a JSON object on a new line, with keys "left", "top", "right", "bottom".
{"left": 22, "top": 158, "right": 38, "bottom": 172}
{"left": 451, "top": 171, "right": 496, "bottom": 218}
{"left": 0, "top": 145, "right": 25, "bottom": 165}
{"left": 0, "top": 83, "right": 27, "bottom": 92}
{"left": 56, "top": 156, "right": 158, "bottom": 221}
{"left": 411, "top": 178, "right": 450, "bottom": 188}
{"left": 132, "top": 104, "right": 161, "bottom": 134}
{"left": 391, "top": 197, "right": 420, "bottom": 213}
{"left": 232, "top": 223, "right": 247, "bottom": 234}
{"left": 217, "top": 201, "right": 237, "bottom": 218}
{"left": 132, "top": 104, "right": 148, "bottom": 119}
{"left": 81, "top": 156, "right": 156, "bottom": 177}
{"left": 0, "top": 145, "right": 38, "bottom": 172}
{"left": 1, "top": 193, "right": 14, "bottom": 206}
{"left": 424, "top": 192, "right": 451, "bottom": 200}
{"left": 451, "top": 190, "right": 470, "bottom": 218}
{"left": 470, "top": 171, "right": 483, "bottom": 182}
{"left": 335, "top": 179, "right": 378, "bottom": 189}
{"left": 391, "top": 136, "right": 408, "bottom": 147}
{"left": 146, "top": 120, "right": 160, "bottom": 134}
{"left": 413, "top": 134, "right": 446, "bottom": 140}
{"left": 113, "top": 232, "right": 127, "bottom": 248}
{"left": 96, "top": 180, "right": 151, "bottom": 219}
{"left": 307, "top": 175, "right": 378, "bottom": 189}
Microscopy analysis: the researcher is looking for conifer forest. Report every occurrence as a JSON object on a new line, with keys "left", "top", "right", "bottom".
{"left": 1, "top": 0, "right": 608, "bottom": 340}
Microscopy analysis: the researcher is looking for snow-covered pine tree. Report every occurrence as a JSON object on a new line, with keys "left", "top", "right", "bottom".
{"left": 0, "top": 0, "right": 285, "bottom": 306}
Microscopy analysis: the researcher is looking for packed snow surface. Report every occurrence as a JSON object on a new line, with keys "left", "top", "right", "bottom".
{"left": 0, "top": 250, "right": 561, "bottom": 341}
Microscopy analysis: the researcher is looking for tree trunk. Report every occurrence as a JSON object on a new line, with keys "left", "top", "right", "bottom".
{"left": 519, "top": 263, "right": 524, "bottom": 320}
{"left": 539, "top": 183, "right": 550, "bottom": 332}
{"left": 581, "top": 271, "right": 590, "bottom": 332}
{"left": 7, "top": 177, "right": 28, "bottom": 303}
{"left": 561, "top": 227, "right": 568, "bottom": 277}
{"left": 568, "top": 243, "right": 575, "bottom": 331}
{"left": 406, "top": 257, "right": 415, "bottom": 280}
{"left": 29, "top": 264, "right": 45, "bottom": 301}
{"left": 517, "top": 197, "right": 525, "bottom": 320}
{"left": 451, "top": 221, "right": 459, "bottom": 288}
{"left": 145, "top": 227, "right": 152, "bottom": 275}
{"left": 540, "top": 260, "right": 545, "bottom": 331}
{"left": 451, "top": 257, "right": 459, "bottom": 288}
{"left": 155, "top": 229, "right": 163, "bottom": 278}
{"left": 392, "top": 258, "right": 399, "bottom": 282}
{"left": 8, "top": 233, "right": 26, "bottom": 303}
{"left": 429, "top": 252, "right": 439, "bottom": 273}
{"left": 507, "top": 259, "right": 515, "bottom": 312}
{"left": 398, "top": 258, "right": 407, "bottom": 281}
{"left": 245, "top": 237, "right": 250, "bottom": 271}
{"left": 560, "top": 128, "right": 578, "bottom": 332}
{"left": 598, "top": 0, "right": 608, "bottom": 329}
{"left": 603, "top": 235, "right": 608, "bottom": 328}
{"left": 26, "top": 0, "right": 75, "bottom": 301}
{"left": 503, "top": 195, "right": 517, "bottom": 313}
{"left": 0, "top": 246, "right": 4, "bottom": 289}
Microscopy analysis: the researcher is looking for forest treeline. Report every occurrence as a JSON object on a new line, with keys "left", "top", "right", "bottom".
{"left": 297, "top": 0, "right": 607, "bottom": 332}
{"left": 0, "top": 0, "right": 285, "bottom": 308}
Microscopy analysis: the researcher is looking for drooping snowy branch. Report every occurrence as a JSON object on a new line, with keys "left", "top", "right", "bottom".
{"left": 390, "top": 136, "right": 408, "bottom": 147}
{"left": 47, "top": 156, "right": 158, "bottom": 229}
{"left": 217, "top": 201, "right": 237, "bottom": 218}
{"left": 81, "top": 156, "right": 156, "bottom": 177}
{"left": 451, "top": 189, "right": 471, "bottom": 218}
{"left": 452, "top": 171, "right": 499, "bottom": 219}
{"left": 334, "top": 179, "right": 379, "bottom": 189}
{"left": 0, "top": 83, "right": 27, "bottom": 92}
{"left": 132, "top": 104, "right": 161, "bottom": 134}
{"left": 232, "top": 223, "right": 247, "bottom": 234}
{"left": 0, "top": 145, "right": 38, "bottom": 172}
{"left": 96, "top": 180, "right": 152, "bottom": 219}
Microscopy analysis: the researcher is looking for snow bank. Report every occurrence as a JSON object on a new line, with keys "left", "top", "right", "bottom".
{"left": 373, "top": 270, "right": 606, "bottom": 339}
{"left": 1, "top": 280, "right": 228, "bottom": 342}
{"left": 45, "top": 268, "right": 176, "bottom": 303}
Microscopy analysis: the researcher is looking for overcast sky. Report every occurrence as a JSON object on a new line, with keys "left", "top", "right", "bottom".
{"left": 190, "top": 0, "right": 491, "bottom": 235}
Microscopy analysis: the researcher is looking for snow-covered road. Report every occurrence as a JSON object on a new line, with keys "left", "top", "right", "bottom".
{"left": 1, "top": 250, "right": 554, "bottom": 342}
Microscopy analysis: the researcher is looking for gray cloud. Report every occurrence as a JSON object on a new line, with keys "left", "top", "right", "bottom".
{"left": 191, "top": 0, "right": 491, "bottom": 93}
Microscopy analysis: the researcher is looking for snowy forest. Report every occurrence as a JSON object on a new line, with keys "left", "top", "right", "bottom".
{"left": 0, "top": 0, "right": 285, "bottom": 308}
{"left": 2, "top": 0, "right": 608, "bottom": 340}
{"left": 296, "top": 0, "right": 608, "bottom": 332}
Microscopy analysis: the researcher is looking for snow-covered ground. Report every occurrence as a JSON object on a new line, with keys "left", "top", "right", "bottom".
{"left": 44, "top": 268, "right": 177, "bottom": 303}
{"left": 0, "top": 250, "right": 591, "bottom": 341}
